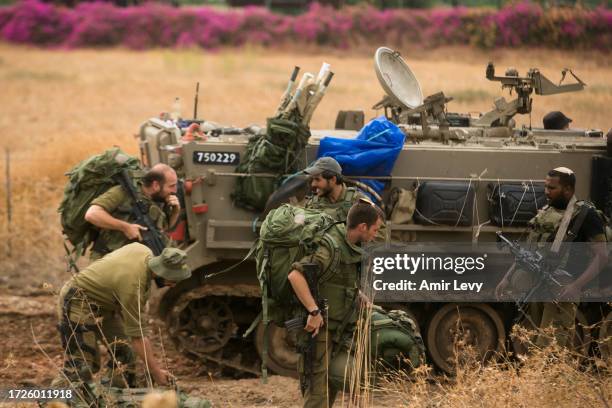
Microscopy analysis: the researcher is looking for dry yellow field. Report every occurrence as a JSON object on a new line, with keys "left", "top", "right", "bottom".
{"left": 0, "top": 44, "right": 611, "bottom": 284}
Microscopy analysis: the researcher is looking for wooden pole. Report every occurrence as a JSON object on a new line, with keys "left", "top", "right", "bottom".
{"left": 5, "top": 148, "right": 11, "bottom": 258}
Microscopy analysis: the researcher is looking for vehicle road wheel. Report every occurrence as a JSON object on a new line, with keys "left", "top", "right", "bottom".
{"left": 255, "top": 322, "right": 299, "bottom": 378}
{"left": 167, "top": 295, "right": 236, "bottom": 354}
{"left": 426, "top": 303, "right": 505, "bottom": 374}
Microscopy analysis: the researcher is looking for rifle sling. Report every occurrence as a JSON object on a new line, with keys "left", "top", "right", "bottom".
{"left": 564, "top": 204, "right": 590, "bottom": 243}
{"left": 203, "top": 243, "right": 258, "bottom": 281}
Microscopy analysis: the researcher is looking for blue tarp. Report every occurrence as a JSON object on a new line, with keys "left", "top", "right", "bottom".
{"left": 316, "top": 116, "right": 405, "bottom": 200}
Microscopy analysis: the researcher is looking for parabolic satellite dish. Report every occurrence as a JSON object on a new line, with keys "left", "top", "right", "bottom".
{"left": 374, "top": 47, "right": 424, "bottom": 109}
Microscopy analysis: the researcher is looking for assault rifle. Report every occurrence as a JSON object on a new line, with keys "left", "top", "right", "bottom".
{"left": 115, "top": 169, "right": 166, "bottom": 256}
{"left": 285, "top": 263, "right": 326, "bottom": 395}
{"left": 496, "top": 232, "right": 574, "bottom": 313}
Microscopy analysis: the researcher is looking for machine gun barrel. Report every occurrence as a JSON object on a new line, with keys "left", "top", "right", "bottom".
{"left": 496, "top": 232, "right": 571, "bottom": 305}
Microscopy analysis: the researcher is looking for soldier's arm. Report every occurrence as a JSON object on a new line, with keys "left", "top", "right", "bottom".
{"left": 131, "top": 337, "right": 171, "bottom": 386}
{"left": 287, "top": 271, "right": 318, "bottom": 314}
{"left": 287, "top": 246, "right": 332, "bottom": 336}
{"left": 560, "top": 209, "right": 608, "bottom": 298}
{"left": 119, "top": 281, "right": 171, "bottom": 385}
{"left": 85, "top": 186, "right": 146, "bottom": 240}
{"left": 568, "top": 241, "right": 607, "bottom": 289}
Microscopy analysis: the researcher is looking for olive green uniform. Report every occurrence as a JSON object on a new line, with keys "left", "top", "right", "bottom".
{"left": 305, "top": 184, "right": 386, "bottom": 241}
{"left": 304, "top": 184, "right": 367, "bottom": 222}
{"left": 90, "top": 185, "right": 172, "bottom": 260}
{"left": 55, "top": 243, "right": 153, "bottom": 390}
{"left": 518, "top": 202, "right": 606, "bottom": 348}
{"left": 291, "top": 224, "right": 363, "bottom": 408}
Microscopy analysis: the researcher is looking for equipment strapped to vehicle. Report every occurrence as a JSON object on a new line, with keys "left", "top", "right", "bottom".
{"left": 232, "top": 116, "right": 310, "bottom": 212}
{"left": 58, "top": 148, "right": 142, "bottom": 259}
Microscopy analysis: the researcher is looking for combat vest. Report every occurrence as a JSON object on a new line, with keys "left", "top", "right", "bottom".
{"left": 317, "top": 223, "right": 364, "bottom": 332}
{"left": 527, "top": 200, "right": 602, "bottom": 245}
{"left": 305, "top": 185, "right": 362, "bottom": 222}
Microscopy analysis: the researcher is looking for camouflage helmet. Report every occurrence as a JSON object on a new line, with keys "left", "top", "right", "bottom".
{"left": 148, "top": 247, "right": 191, "bottom": 282}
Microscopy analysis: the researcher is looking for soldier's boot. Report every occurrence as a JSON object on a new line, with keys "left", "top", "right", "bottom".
{"left": 105, "top": 340, "right": 137, "bottom": 388}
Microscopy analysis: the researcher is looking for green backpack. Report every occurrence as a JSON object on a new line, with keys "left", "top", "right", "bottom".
{"left": 254, "top": 204, "right": 339, "bottom": 377}
{"left": 58, "top": 148, "right": 142, "bottom": 257}
{"left": 232, "top": 116, "right": 310, "bottom": 212}
{"left": 370, "top": 307, "right": 426, "bottom": 369}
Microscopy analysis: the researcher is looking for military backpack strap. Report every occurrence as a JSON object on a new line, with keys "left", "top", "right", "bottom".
{"left": 565, "top": 201, "right": 593, "bottom": 243}
{"left": 345, "top": 187, "right": 357, "bottom": 202}
{"left": 316, "top": 234, "right": 341, "bottom": 284}
{"left": 342, "top": 187, "right": 358, "bottom": 214}
{"left": 551, "top": 195, "right": 578, "bottom": 253}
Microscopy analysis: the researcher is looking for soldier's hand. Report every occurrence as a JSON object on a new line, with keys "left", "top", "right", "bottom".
{"left": 167, "top": 195, "right": 180, "bottom": 212}
{"left": 305, "top": 313, "right": 324, "bottom": 337}
{"left": 559, "top": 282, "right": 581, "bottom": 301}
{"left": 358, "top": 290, "right": 371, "bottom": 307}
{"left": 123, "top": 223, "right": 147, "bottom": 241}
{"left": 495, "top": 278, "right": 509, "bottom": 301}
{"left": 152, "top": 368, "right": 172, "bottom": 386}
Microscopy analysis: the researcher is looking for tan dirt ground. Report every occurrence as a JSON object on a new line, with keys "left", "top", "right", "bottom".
{"left": 0, "top": 289, "right": 303, "bottom": 407}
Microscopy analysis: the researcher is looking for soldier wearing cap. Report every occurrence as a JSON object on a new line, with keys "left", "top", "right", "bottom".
{"left": 54, "top": 243, "right": 191, "bottom": 393}
{"left": 543, "top": 111, "right": 572, "bottom": 130}
{"left": 496, "top": 167, "right": 608, "bottom": 348}
{"left": 303, "top": 157, "right": 368, "bottom": 222}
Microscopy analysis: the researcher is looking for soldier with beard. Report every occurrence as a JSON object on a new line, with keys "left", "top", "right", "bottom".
{"left": 303, "top": 157, "right": 368, "bottom": 222}
{"left": 496, "top": 167, "right": 608, "bottom": 347}
{"left": 85, "top": 163, "right": 181, "bottom": 260}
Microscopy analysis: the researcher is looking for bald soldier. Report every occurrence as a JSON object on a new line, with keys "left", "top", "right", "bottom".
{"left": 85, "top": 163, "right": 181, "bottom": 260}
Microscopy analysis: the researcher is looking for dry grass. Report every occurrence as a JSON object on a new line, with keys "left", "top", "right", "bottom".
{"left": 0, "top": 44, "right": 611, "bottom": 288}
{"left": 378, "top": 326, "right": 612, "bottom": 408}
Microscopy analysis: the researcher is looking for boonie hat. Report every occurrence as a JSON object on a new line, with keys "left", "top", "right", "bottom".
{"left": 148, "top": 248, "right": 191, "bottom": 282}
{"left": 543, "top": 111, "right": 572, "bottom": 130}
{"left": 303, "top": 157, "right": 342, "bottom": 176}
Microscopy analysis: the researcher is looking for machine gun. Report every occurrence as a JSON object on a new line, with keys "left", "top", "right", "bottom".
{"left": 476, "top": 63, "right": 586, "bottom": 127}
{"left": 372, "top": 47, "right": 586, "bottom": 133}
{"left": 114, "top": 169, "right": 166, "bottom": 256}
{"left": 496, "top": 232, "right": 574, "bottom": 315}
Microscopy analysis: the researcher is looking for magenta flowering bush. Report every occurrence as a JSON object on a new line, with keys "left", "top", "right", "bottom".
{"left": 0, "top": 0, "right": 610, "bottom": 50}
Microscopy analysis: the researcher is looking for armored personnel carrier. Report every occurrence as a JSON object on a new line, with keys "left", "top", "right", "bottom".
{"left": 139, "top": 48, "right": 611, "bottom": 375}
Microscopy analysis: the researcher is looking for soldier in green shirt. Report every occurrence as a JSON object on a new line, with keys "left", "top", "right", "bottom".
{"left": 303, "top": 157, "right": 368, "bottom": 222}
{"left": 54, "top": 243, "right": 191, "bottom": 397}
{"left": 85, "top": 163, "right": 181, "bottom": 260}
{"left": 288, "top": 201, "right": 384, "bottom": 408}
